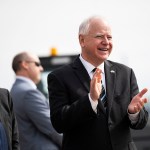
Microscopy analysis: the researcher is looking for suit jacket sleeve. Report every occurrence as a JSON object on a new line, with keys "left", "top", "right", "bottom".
{"left": 48, "top": 71, "right": 96, "bottom": 133}
{"left": 6, "top": 89, "right": 20, "bottom": 150}
{"left": 129, "top": 69, "right": 149, "bottom": 129}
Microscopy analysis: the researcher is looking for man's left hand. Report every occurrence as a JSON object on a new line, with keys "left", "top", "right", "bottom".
{"left": 128, "top": 88, "right": 148, "bottom": 114}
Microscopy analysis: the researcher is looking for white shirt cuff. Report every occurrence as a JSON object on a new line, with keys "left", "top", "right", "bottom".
{"left": 128, "top": 111, "right": 139, "bottom": 124}
{"left": 88, "top": 93, "right": 98, "bottom": 113}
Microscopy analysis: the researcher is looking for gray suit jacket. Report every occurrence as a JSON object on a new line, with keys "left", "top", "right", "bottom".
{"left": 11, "top": 78, "right": 62, "bottom": 150}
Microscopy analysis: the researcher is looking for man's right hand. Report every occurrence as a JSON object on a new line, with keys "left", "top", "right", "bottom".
{"left": 90, "top": 68, "right": 102, "bottom": 101}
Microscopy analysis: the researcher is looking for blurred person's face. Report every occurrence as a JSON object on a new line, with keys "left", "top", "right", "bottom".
{"left": 26, "top": 55, "right": 43, "bottom": 84}
{"left": 79, "top": 18, "right": 113, "bottom": 66}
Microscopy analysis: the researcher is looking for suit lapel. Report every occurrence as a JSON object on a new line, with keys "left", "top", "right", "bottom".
{"left": 104, "top": 60, "right": 116, "bottom": 116}
{"left": 71, "top": 58, "right": 116, "bottom": 116}
{"left": 72, "top": 56, "right": 91, "bottom": 92}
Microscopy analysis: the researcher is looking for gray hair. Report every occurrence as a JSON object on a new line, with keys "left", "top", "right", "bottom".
{"left": 78, "top": 15, "right": 107, "bottom": 36}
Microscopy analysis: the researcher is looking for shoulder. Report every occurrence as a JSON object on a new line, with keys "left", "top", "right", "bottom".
{"left": 105, "top": 60, "right": 132, "bottom": 71}
{"left": 105, "top": 60, "right": 137, "bottom": 80}
{"left": 25, "top": 88, "right": 46, "bottom": 101}
{"left": 0, "top": 88, "right": 10, "bottom": 97}
{"left": 0, "top": 88, "right": 7, "bottom": 93}
{"left": 48, "top": 56, "right": 81, "bottom": 77}
{"left": 0, "top": 88, "right": 11, "bottom": 105}
{"left": 48, "top": 63, "right": 74, "bottom": 80}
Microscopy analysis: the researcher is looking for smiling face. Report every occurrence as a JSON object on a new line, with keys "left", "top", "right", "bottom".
{"left": 79, "top": 17, "right": 113, "bottom": 66}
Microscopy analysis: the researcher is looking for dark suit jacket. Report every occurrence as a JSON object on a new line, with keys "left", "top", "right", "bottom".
{"left": 0, "top": 88, "right": 20, "bottom": 150}
{"left": 47, "top": 56, "right": 148, "bottom": 150}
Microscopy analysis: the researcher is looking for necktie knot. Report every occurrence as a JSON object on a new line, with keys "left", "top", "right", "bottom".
{"left": 92, "top": 68, "right": 102, "bottom": 74}
{"left": 92, "top": 68, "right": 97, "bottom": 73}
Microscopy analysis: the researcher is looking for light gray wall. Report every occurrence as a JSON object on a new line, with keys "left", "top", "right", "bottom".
{"left": 0, "top": 0, "right": 150, "bottom": 106}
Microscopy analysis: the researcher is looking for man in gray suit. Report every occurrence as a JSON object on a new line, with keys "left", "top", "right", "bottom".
{"left": 11, "top": 51, "right": 62, "bottom": 150}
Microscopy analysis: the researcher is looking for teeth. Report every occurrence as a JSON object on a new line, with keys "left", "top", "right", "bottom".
{"left": 99, "top": 48, "right": 108, "bottom": 51}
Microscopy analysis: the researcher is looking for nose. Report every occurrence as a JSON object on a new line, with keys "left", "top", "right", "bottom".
{"left": 102, "top": 37, "right": 109, "bottom": 45}
{"left": 40, "top": 66, "right": 44, "bottom": 72}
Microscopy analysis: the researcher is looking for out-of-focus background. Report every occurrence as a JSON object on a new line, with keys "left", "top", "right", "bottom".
{"left": 0, "top": 0, "right": 150, "bottom": 149}
{"left": 1, "top": 0, "right": 150, "bottom": 107}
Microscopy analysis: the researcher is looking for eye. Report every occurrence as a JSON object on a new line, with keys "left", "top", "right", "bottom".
{"left": 93, "top": 34, "right": 112, "bottom": 40}
{"left": 95, "top": 35, "right": 103, "bottom": 39}
{"left": 107, "top": 36, "right": 112, "bottom": 40}
{"left": 35, "top": 62, "right": 41, "bottom": 67}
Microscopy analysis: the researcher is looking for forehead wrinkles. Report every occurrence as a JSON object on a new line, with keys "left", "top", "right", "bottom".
{"left": 88, "top": 19, "right": 111, "bottom": 34}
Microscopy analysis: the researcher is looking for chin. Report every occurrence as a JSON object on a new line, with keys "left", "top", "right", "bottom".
{"left": 98, "top": 55, "right": 108, "bottom": 61}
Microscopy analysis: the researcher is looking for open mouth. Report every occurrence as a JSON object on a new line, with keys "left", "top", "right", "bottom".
{"left": 98, "top": 48, "right": 108, "bottom": 51}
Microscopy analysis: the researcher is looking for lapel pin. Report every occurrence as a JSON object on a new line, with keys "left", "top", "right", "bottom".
{"left": 110, "top": 70, "right": 115, "bottom": 73}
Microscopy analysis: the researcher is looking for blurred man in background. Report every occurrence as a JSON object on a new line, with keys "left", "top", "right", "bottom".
{"left": 11, "top": 51, "right": 62, "bottom": 150}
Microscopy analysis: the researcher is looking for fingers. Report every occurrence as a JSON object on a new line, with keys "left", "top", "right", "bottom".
{"left": 90, "top": 68, "right": 102, "bottom": 100}
{"left": 133, "top": 97, "right": 148, "bottom": 113}
{"left": 93, "top": 68, "right": 102, "bottom": 83}
{"left": 142, "top": 98, "right": 148, "bottom": 104}
{"left": 139, "top": 97, "right": 148, "bottom": 105}
{"left": 134, "top": 102, "right": 143, "bottom": 113}
{"left": 138, "top": 88, "right": 148, "bottom": 98}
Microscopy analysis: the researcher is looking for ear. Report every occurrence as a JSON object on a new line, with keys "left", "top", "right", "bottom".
{"left": 21, "top": 61, "right": 29, "bottom": 70}
{"left": 79, "top": 34, "right": 85, "bottom": 48}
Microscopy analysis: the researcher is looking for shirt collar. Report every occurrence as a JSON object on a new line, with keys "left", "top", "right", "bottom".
{"left": 16, "top": 76, "right": 37, "bottom": 89}
{"left": 79, "top": 54, "right": 104, "bottom": 74}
